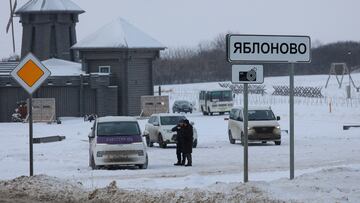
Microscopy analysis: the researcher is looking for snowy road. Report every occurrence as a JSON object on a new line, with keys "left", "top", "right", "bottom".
{"left": 1, "top": 102, "right": 360, "bottom": 191}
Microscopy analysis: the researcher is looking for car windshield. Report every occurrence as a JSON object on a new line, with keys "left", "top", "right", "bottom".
{"left": 248, "top": 110, "right": 276, "bottom": 121}
{"left": 211, "top": 91, "right": 232, "bottom": 102}
{"left": 160, "top": 116, "right": 186, "bottom": 125}
{"left": 176, "top": 100, "right": 190, "bottom": 106}
{"left": 97, "top": 121, "right": 140, "bottom": 136}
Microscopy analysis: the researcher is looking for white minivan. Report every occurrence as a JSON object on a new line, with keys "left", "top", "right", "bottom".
{"left": 88, "top": 116, "right": 148, "bottom": 169}
{"left": 227, "top": 106, "right": 281, "bottom": 145}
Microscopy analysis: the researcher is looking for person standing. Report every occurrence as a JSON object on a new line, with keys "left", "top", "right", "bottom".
{"left": 182, "top": 119, "right": 193, "bottom": 167}
{"left": 171, "top": 119, "right": 185, "bottom": 166}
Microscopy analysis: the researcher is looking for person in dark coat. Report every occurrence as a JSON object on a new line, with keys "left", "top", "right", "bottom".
{"left": 171, "top": 119, "right": 185, "bottom": 165}
{"left": 182, "top": 119, "right": 193, "bottom": 166}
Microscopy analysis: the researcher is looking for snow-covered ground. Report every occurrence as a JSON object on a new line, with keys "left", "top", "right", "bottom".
{"left": 1, "top": 73, "right": 360, "bottom": 202}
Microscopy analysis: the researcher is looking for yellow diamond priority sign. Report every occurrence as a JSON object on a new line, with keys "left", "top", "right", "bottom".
{"left": 10, "top": 53, "right": 51, "bottom": 94}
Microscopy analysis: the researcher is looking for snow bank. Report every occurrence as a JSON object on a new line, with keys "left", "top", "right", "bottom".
{"left": 87, "top": 180, "right": 282, "bottom": 203}
{"left": 0, "top": 175, "right": 85, "bottom": 202}
{"left": 1, "top": 165, "right": 359, "bottom": 202}
{"left": 260, "top": 166, "right": 360, "bottom": 203}
{"left": 0, "top": 175, "right": 282, "bottom": 203}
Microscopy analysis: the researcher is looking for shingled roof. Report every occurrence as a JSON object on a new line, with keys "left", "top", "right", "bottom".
{"left": 15, "top": 0, "right": 84, "bottom": 14}
{"left": 72, "top": 18, "right": 165, "bottom": 50}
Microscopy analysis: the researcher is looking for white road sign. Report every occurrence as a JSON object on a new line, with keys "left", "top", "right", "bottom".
{"left": 227, "top": 34, "right": 311, "bottom": 63}
{"left": 10, "top": 53, "right": 51, "bottom": 94}
{"left": 232, "top": 65, "right": 264, "bottom": 84}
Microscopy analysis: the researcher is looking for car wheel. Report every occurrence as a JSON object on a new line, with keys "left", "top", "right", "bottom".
{"left": 219, "top": 112, "right": 224, "bottom": 115}
{"left": 158, "top": 134, "right": 167, "bottom": 148}
{"left": 228, "top": 130, "right": 235, "bottom": 144}
{"left": 138, "top": 154, "right": 148, "bottom": 169}
{"left": 192, "top": 139, "right": 198, "bottom": 148}
{"left": 201, "top": 106, "right": 207, "bottom": 115}
{"left": 145, "top": 135, "right": 151, "bottom": 147}
{"left": 262, "top": 141, "right": 267, "bottom": 144}
{"left": 208, "top": 107, "right": 213, "bottom": 116}
{"left": 275, "top": 141, "right": 281, "bottom": 145}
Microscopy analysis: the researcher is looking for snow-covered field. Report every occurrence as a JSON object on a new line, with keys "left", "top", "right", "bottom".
{"left": 1, "top": 74, "right": 360, "bottom": 202}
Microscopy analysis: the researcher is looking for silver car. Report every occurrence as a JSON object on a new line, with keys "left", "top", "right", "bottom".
{"left": 143, "top": 114, "right": 198, "bottom": 148}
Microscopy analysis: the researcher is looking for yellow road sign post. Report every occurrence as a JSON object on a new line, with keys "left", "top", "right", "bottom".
{"left": 10, "top": 53, "right": 51, "bottom": 176}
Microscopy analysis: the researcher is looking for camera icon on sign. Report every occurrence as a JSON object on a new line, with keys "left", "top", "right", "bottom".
{"left": 239, "top": 67, "right": 257, "bottom": 82}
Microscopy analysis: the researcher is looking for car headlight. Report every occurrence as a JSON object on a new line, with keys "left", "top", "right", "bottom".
{"left": 247, "top": 127, "right": 253, "bottom": 130}
{"left": 164, "top": 129, "right": 173, "bottom": 134}
{"left": 275, "top": 126, "right": 281, "bottom": 129}
{"left": 97, "top": 151, "right": 104, "bottom": 157}
{"left": 137, "top": 150, "right": 144, "bottom": 156}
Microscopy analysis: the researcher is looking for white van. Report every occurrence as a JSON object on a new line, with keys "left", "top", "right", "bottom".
{"left": 199, "top": 90, "right": 233, "bottom": 115}
{"left": 227, "top": 106, "right": 281, "bottom": 145}
{"left": 88, "top": 116, "right": 148, "bottom": 169}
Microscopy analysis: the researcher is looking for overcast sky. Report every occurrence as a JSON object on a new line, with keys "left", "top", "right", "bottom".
{"left": 0, "top": 0, "right": 360, "bottom": 58}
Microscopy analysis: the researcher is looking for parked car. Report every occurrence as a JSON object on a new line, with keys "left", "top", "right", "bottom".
{"left": 143, "top": 113, "right": 198, "bottom": 148}
{"left": 88, "top": 116, "right": 148, "bottom": 169}
{"left": 226, "top": 106, "right": 281, "bottom": 145}
{"left": 172, "top": 100, "right": 193, "bottom": 113}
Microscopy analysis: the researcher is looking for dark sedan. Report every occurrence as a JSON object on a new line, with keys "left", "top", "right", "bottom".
{"left": 172, "top": 100, "right": 193, "bottom": 113}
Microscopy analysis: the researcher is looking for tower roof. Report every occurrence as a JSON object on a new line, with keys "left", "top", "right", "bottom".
{"left": 72, "top": 18, "right": 165, "bottom": 50}
{"left": 15, "top": 0, "right": 84, "bottom": 14}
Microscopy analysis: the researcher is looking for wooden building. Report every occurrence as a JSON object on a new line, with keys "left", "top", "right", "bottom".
{"left": 0, "top": 0, "right": 164, "bottom": 122}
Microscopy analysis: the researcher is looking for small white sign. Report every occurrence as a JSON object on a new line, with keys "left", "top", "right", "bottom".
{"left": 227, "top": 34, "right": 311, "bottom": 63}
{"left": 232, "top": 65, "right": 264, "bottom": 84}
{"left": 10, "top": 53, "right": 51, "bottom": 94}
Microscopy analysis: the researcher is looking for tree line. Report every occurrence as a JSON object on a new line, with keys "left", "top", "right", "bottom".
{"left": 153, "top": 34, "right": 360, "bottom": 85}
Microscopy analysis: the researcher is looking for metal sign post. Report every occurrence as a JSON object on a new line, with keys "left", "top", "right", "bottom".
{"left": 10, "top": 53, "right": 51, "bottom": 176}
{"left": 29, "top": 94, "right": 33, "bottom": 176}
{"left": 227, "top": 34, "right": 311, "bottom": 181}
{"left": 289, "top": 63, "right": 295, "bottom": 179}
{"left": 231, "top": 65, "right": 263, "bottom": 182}
{"left": 243, "top": 83, "right": 249, "bottom": 182}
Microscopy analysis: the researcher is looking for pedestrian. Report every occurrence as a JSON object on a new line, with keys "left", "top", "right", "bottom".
{"left": 182, "top": 119, "right": 193, "bottom": 167}
{"left": 171, "top": 119, "right": 185, "bottom": 166}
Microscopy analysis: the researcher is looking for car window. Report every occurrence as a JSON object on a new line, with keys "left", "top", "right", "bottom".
{"left": 97, "top": 121, "right": 141, "bottom": 136}
{"left": 210, "top": 91, "right": 232, "bottom": 102}
{"left": 248, "top": 110, "right": 276, "bottom": 121}
{"left": 177, "top": 100, "right": 190, "bottom": 105}
{"left": 148, "top": 116, "right": 154, "bottom": 124}
{"left": 237, "top": 110, "right": 243, "bottom": 121}
{"left": 153, "top": 116, "right": 159, "bottom": 124}
{"left": 160, "top": 116, "right": 186, "bottom": 125}
{"left": 230, "top": 109, "right": 237, "bottom": 120}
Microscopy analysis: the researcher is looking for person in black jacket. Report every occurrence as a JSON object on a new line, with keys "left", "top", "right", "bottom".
{"left": 171, "top": 119, "right": 185, "bottom": 166}
{"left": 182, "top": 119, "right": 193, "bottom": 167}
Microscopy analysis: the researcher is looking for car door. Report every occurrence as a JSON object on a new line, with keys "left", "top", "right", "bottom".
{"left": 152, "top": 116, "right": 161, "bottom": 140}
{"left": 89, "top": 120, "right": 97, "bottom": 157}
{"left": 237, "top": 110, "right": 244, "bottom": 137}
{"left": 173, "top": 101, "right": 179, "bottom": 112}
{"left": 233, "top": 109, "right": 243, "bottom": 139}
{"left": 147, "top": 116, "right": 156, "bottom": 141}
